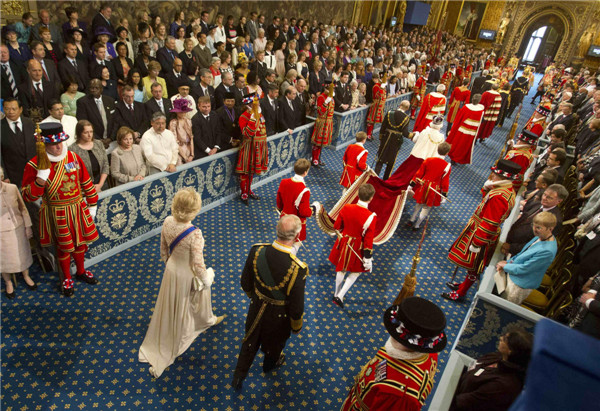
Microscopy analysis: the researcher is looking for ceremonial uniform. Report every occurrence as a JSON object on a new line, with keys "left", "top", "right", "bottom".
{"left": 21, "top": 125, "right": 99, "bottom": 295}
{"left": 341, "top": 348, "right": 438, "bottom": 411}
{"left": 232, "top": 240, "right": 307, "bottom": 382}
{"left": 446, "top": 86, "right": 471, "bottom": 125}
{"left": 440, "top": 70, "right": 453, "bottom": 93}
{"left": 524, "top": 103, "right": 550, "bottom": 137}
{"left": 476, "top": 90, "right": 502, "bottom": 141}
{"left": 343, "top": 298, "right": 447, "bottom": 410}
{"left": 410, "top": 76, "right": 427, "bottom": 118}
{"left": 413, "top": 92, "right": 446, "bottom": 133}
{"left": 464, "top": 64, "right": 473, "bottom": 84}
{"left": 329, "top": 202, "right": 376, "bottom": 272}
{"left": 340, "top": 143, "right": 368, "bottom": 189}
{"left": 311, "top": 93, "right": 335, "bottom": 165}
{"left": 236, "top": 110, "right": 268, "bottom": 201}
{"left": 447, "top": 103, "right": 485, "bottom": 164}
{"left": 504, "top": 145, "right": 533, "bottom": 191}
{"left": 366, "top": 82, "right": 387, "bottom": 138}
{"left": 497, "top": 86, "right": 511, "bottom": 128}
{"left": 276, "top": 175, "right": 313, "bottom": 242}
{"left": 507, "top": 75, "right": 529, "bottom": 117}
{"left": 375, "top": 109, "right": 411, "bottom": 180}
{"left": 445, "top": 161, "right": 520, "bottom": 302}
{"left": 412, "top": 157, "right": 451, "bottom": 207}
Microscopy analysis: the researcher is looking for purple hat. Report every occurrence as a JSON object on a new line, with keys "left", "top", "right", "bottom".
{"left": 170, "top": 98, "right": 193, "bottom": 113}
{"left": 94, "top": 26, "right": 113, "bottom": 38}
{"left": 39, "top": 123, "right": 69, "bottom": 144}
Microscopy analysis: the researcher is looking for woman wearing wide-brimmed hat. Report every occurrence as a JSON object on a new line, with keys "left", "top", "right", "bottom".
{"left": 169, "top": 98, "right": 194, "bottom": 164}
{"left": 341, "top": 297, "right": 447, "bottom": 410}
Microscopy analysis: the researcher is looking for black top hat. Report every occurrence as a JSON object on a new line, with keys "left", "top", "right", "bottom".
{"left": 491, "top": 159, "right": 522, "bottom": 180}
{"left": 383, "top": 297, "right": 447, "bottom": 354}
{"left": 323, "top": 78, "right": 333, "bottom": 85}
{"left": 518, "top": 129, "right": 539, "bottom": 145}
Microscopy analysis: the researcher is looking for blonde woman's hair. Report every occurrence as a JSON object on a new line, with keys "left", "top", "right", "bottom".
{"left": 533, "top": 211, "right": 557, "bottom": 229}
{"left": 171, "top": 187, "right": 202, "bottom": 222}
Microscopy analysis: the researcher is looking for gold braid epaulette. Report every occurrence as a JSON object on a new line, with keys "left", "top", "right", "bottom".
{"left": 387, "top": 111, "right": 409, "bottom": 131}
{"left": 252, "top": 245, "right": 298, "bottom": 292}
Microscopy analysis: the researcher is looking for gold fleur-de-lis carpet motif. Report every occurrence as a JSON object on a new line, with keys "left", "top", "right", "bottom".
{"left": 1, "top": 77, "right": 540, "bottom": 410}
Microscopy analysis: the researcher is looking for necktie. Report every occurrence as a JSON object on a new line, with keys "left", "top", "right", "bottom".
{"left": 14, "top": 120, "right": 21, "bottom": 134}
{"left": 289, "top": 100, "right": 294, "bottom": 111}
{"left": 271, "top": 100, "right": 276, "bottom": 111}
{"left": 100, "top": 60, "right": 105, "bottom": 66}
{"left": 3, "top": 64, "right": 17, "bottom": 97}
{"left": 41, "top": 64, "right": 49, "bottom": 81}
{"left": 96, "top": 99, "right": 108, "bottom": 139}
{"left": 72, "top": 59, "right": 78, "bottom": 69}
{"left": 157, "top": 100, "right": 164, "bottom": 113}
{"left": 129, "top": 104, "right": 134, "bottom": 113}
{"left": 35, "top": 82, "right": 43, "bottom": 98}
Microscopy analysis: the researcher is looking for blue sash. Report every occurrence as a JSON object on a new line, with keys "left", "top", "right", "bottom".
{"left": 169, "top": 226, "right": 197, "bottom": 255}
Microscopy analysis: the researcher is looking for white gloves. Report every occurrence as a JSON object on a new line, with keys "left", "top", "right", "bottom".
{"left": 88, "top": 206, "right": 97, "bottom": 220}
{"left": 325, "top": 97, "right": 332, "bottom": 104}
{"left": 441, "top": 198, "right": 447, "bottom": 205}
{"left": 469, "top": 245, "right": 481, "bottom": 253}
{"left": 417, "top": 95, "right": 421, "bottom": 101}
{"left": 36, "top": 168, "right": 51, "bottom": 181}
{"left": 363, "top": 258, "right": 373, "bottom": 271}
{"left": 412, "top": 131, "right": 420, "bottom": 142}
{"left": 381, "top": 83, "right": 387, "bottom": 88}
{"left": 407, "top": 186, "right": 415, "bottom": 196}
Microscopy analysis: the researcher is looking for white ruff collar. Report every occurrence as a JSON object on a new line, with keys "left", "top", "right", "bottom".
{"left": 291, "top": 174, "right": 305, "bottom": 183}
{"left": 384, "top": 337, "right": 426, "bottom": 360}
{"left": 47, "top": 144, "right": 68, "bottom": 162}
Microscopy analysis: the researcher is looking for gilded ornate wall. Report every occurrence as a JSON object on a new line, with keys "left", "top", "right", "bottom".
{"left": 474, "top": 0, "right": 504, "bottom": 49}
{"left": 31, "top": 1, "right": 356, "bottom": 28}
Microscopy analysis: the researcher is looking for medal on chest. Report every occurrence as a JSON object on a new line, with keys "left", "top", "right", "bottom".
{"left": 374, "top": 359, "right": 387, "bottom": 382}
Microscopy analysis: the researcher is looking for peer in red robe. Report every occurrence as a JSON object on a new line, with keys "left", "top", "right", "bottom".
{"left": 476, "top": 86, "right": 503, "bottom": 141}
{"left": 447, "top": 99, "right": 485, "bottom": 164}
{"left": 446, "top": 80, "right": 471, "bottom": 127}
{"left": 340, "top": 132, "right": 368, "bottom": 189}
{"left": 413, "top": 85, "right": 447, "bottom": 133}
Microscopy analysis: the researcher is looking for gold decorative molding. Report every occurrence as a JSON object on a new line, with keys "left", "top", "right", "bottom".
{"left": 1, "top": 0, "right": 24, "bottom": 17}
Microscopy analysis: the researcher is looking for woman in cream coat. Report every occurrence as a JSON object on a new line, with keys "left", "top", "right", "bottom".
{"left": 0, "top": 167, "right": 36, "bottom": 298}
{"left": 111, "top": 126, "right": 147, "bottom": 185}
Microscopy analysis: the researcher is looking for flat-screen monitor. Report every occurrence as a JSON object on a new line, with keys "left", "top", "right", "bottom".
{"left": 587, "top": 45, "right": 600, "bottom": 58}
{"left": 479, "top": 29, "right": 496, "bottom": 41}
{"left": 390, "top": 17, "right": 397, "bottom": 27}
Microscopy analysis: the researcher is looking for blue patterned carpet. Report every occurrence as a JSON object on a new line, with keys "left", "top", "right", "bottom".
{"left": 1, "top": 76, "right": 539, "bottom": 410}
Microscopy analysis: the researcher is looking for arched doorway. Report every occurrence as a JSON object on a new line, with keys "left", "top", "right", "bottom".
{"left": 517, "top": 15, "right": 565, "bottom": 69}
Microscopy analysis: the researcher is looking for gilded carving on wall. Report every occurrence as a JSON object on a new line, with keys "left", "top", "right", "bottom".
{"left": 1, "top": 0, "right": 24, "bottom": 17}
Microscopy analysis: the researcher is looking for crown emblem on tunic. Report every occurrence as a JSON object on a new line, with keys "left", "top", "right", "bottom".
{"left": 184, "top": 174, "right": 196, "bottom": 185}
{"left": 215, "top": 163, "right": 224, "bottom": 174}
{"left": 150, "top": 186, "right": 164, "bottom": 198}
{"left": 109, "top": 200, "right": 125, "bottom": 213}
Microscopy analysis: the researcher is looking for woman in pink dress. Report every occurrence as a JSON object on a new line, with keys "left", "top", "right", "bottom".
{"left": 169, "top": 99, "right": 194, "bottom": 164}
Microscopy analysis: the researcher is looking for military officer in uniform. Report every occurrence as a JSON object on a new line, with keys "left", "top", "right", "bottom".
{"left": 341, "top": 297, "right": 447, "bottom": 410}
{"left": 374, "top": 100, "right": 413, "bottom": 180}
{"left": 232, "top": 215, "right": 307, "bottom": 390}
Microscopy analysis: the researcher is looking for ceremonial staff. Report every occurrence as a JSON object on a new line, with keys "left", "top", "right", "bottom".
{"left": 394, "top": 217, "right": 429, "bottom": 304}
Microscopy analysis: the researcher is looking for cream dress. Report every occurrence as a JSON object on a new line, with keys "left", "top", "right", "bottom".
{"left": 138, "top": 216, "right": 218, "bottom": 378}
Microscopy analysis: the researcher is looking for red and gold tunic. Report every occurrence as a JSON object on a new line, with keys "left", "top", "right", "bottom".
{"left": 276, "top": 176, "right": 313, "bottom": 241}
{"left": 412, "top": 157, "right": 451, "bottom": 207}
{"left": 413, "top": 92, "right": 446, "bottom": 133}
{"left": 367, "top": 83, "right": 387, "bottom": 124}
{"left": 448, "top": 181, "right": 515, "bottom": 273}
{"left": 504, "top": 145, "right": 533, "bottom": 191}
{"left": 235, "top": 111, "right": 269, "bottom": 175}
{"left": 524, "top": 114, "right": 546, "bottom": 137}
{"left": 340, "top": 143, "right": 368, "bottom": 188}
{"left": 446, "top": 86, "right": 471, "bottom": 123}
{"left": 329, "top": 202, "right": 376, "bottom": 272}
{"left": 465, "top": 64, "right": 473, "bottom": 83}
{"left": 441, "top": 70, "right": 453, "bottom": 92}
{"left": 311, "top": 93, "right": 335, "bottom": 146}
{"left": 21, "top": 151, "right": 98, "bottom": 252}
{"left": 410, "top": 77, "right": 427, "bottom": 110}
{"left": 341, "top": 348, "right": 438, "bottom": 411}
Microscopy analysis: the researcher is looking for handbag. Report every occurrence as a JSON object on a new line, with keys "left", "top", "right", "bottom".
{"left": 494, "top": 269, "right": 507, "bottom": 295}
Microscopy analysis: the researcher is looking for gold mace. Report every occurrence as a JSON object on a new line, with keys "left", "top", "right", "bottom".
{"left": 35, "top": 122, "right": 51, "bottom": 170}
{"left": 393, "top": 216, "right": 429, "bottom": 304}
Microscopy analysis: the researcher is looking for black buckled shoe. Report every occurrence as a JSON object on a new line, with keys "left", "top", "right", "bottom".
{"left": 63, "top": 278, "right": 75, "bottom": 297}
{"left": 445, "top": 281, "right": 460, "bottom": 291}
{"left": 441, "top": 291, "right": 465, "bottom": 302}
{"left": 75, "top": 270, "right": 98, "bottom": 285}
{"left": 332, "top": 296, "right": 344, "bottom": 308}
{"left": 4, "top": 289, "right": 15, "bottom": 299}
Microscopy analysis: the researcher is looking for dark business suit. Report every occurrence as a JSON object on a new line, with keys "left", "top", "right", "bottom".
{"left": 471, "top": 75, "right": 491, "bottom": 96}
{"left": 295, "top": 91, "right": 309, "bottom": 122}
{"left": 278, "top": 97, "right": 303, "bottom": 131}
{"left": 179, "top": 50, "right": 197, "bottom": 75}
{"left": 17, "top": 78, "right": 59, "bottom": 121}
{"left": 260, "top": 97, "right": 281, "bottom": 136}
{"left": 334, "top": 81, "right": 352, "bottom": 111}
{"left": 215, "top": 105, "right": 242, "bottom": 149}
{"left": 76, "top": 94, "right": 117, "bottom": 140}
{"left": 191, "top": 111, "right": 224, "bottom": 159}
{"left": 232, "top": 87, "right": 247, "bottom": 107}
{"left": 309, "top": 71, "right": 323, "bottom": 96}
{"left": 164, "top": 70, "right": 191, "bottom": 97}
{"left": 133, "top": 56, "right": 157, "bottom": 78}
{"left": 0, "top": 117, "right": 37, "bottom": 187}
{"left": 546, "top": 113, "right": 577, "bottom": 135}
{"left": 1, "top": 61, "right": 26, "bottom": 99}
{"left": 191, "top": 84, "right": 215, "bottom": 109}
{"left": 91, "top": 13, "right": 116, "bottom": 41}
{"left": 37, "top": 58, "right": 60, "bottom": 89}
{"left": 113, "top": 100, "right": 149, "bottom": 137}
{"left": 89, "top": 59, "right": 117, "bottom": 81}
{"left": 214, "top": 83, "right": 233, "bottom": 109}
{"left": 505, "top": 200, "right": 563, "bottom": 255}
{"left": 58, "top": 57, "right": 89, "bottom": 92}
{"left": 578, "top": 291, "right": 600, "bottom": 340}
{"left": 156, "top": 47, "right": 177, "bottom": 76}
{"left": 250, "top": 60, "right": 268, "bottom": 81}
{"left": 144, "top": 98, "right": 173, "bottom": 118}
